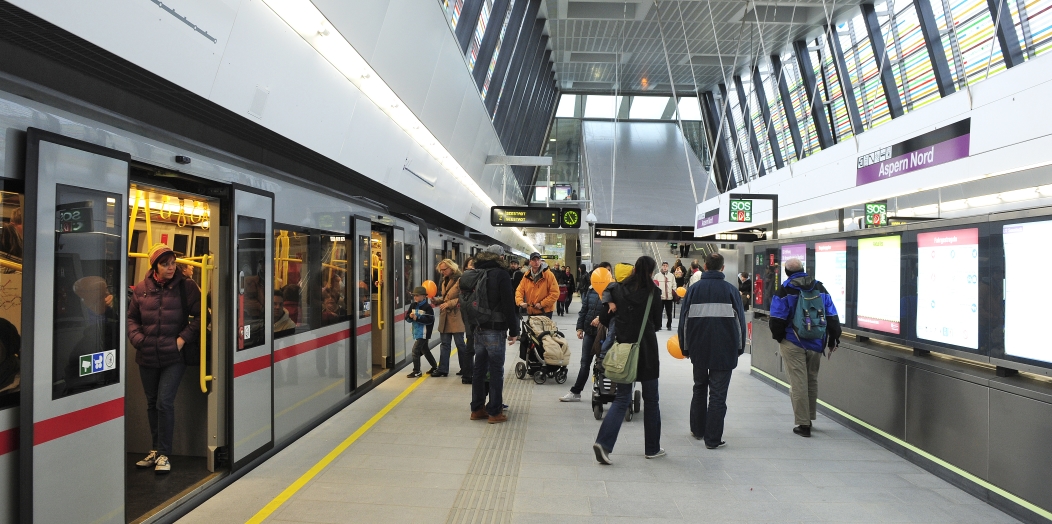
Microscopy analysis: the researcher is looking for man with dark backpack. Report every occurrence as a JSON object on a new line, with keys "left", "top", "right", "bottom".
{"left": 769, "top": 258, "right": 841, "bottom": 437}
{"left": 460, "top": 244, "right": 520, "bottom": 424}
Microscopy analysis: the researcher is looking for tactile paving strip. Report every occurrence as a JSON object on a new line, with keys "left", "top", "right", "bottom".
{"left": 445, "top": 374, "right": 532, "bottom": 524}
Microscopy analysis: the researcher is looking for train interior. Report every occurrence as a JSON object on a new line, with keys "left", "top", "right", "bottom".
{"left": 0, "top": 180, "right": 23, "bottom": 412}
{"left": 370, "top": 228, "right": 391, "bottom": 378}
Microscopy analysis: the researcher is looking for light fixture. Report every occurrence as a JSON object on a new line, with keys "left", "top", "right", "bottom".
{"left": 939, "top": 199, "right": 968, "bottom": 211}
{"left": 999, "top": 187, "right": 1038, "bottom": 202}
{"left": 966, "top": 194, "right": 1001, "bottom": 207}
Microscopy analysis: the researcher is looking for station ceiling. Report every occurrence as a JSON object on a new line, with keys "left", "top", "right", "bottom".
{"left": 543, "top": 0, "right": 862, "bottom": 95}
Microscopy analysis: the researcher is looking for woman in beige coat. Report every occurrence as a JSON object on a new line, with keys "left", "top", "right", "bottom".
{"left": 432, "top": 259, "right": 466, "bottom": 378}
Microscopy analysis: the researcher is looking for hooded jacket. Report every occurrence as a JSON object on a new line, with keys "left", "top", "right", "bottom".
{"left": 128, "top": 270, "right": 201, "bottom": 368}
{"left": 473, "top": 253, "right": 521, "bottom": 336}
{"left": 769, "top": 272, "right": 842, "bottom": 352}
{"left": 678, "top": 270, "right": 746, "bottom": 370}
{"left": 406, "top": 299, "right": 435, "bottom": 340}
{"left": 515, "top": 262, "right": 560, "bottom": 315}
{"left": 576, "top": 288, "right": 603, "bottom": 336}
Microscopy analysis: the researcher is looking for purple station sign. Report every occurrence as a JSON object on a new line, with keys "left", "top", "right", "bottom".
{"left": 697, "top": 208, "right": 720, "bottom": 228}
{"left": 856, "top": 119, "right": 971, "bottom": 187}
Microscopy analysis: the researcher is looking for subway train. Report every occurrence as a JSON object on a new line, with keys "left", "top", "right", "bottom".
{"left": 0, "top": 82, "right": 498, "bottom": 523}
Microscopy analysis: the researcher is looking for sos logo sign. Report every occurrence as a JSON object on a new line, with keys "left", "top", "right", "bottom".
{"left": 729, "top": 199, "right": 752, "bottom": 223}
{"left": 57, "top": 206, "right": 93, "bottom": 233}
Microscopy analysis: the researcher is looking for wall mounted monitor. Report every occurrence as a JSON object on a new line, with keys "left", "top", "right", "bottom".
{"left": 856, "top": 235, "right": 902, "bottom": 334}
{"left": 780, "top": 244, "right": 807, "bottom": 272}
{"left": 1002, "top": 220, "right": 1052, "bottom": 365}
{"left": 914, "top": 228, "right": 979, "bottom": 349}
{"left": 814, "top": 240, "right": 847, "bottom": 321}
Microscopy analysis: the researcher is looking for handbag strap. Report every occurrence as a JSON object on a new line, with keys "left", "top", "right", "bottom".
{"left": 634, "top": 291, "right": 654, "bottom": 346}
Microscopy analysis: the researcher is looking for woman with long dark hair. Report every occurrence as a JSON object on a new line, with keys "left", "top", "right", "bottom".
{"left": 593, "top": 255, "right": 664, "bottom": 464}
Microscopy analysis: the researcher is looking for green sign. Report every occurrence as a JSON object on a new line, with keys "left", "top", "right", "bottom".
{"left": 561, "top": 208, "right": 581, "bottom": 228}
{"left": 865, "top": 202, "right": 888, "bottom": 227}
{"left": 729, "top": 199, "right": 753, "bottom": 223}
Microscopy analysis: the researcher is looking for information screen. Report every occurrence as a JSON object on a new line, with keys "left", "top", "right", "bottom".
{"left": 915, "top": 228, "right": 979, "bottom": 349}
{"left": 780, "top": 244, "right": 806, "bottom": 271}
{"left": 490, "top": 206, "right": 561, "bottom": 228}
{"left": 814, "top": 241, "right": 846, "bottom": 319}
{"left": 1003, "top": 221, "right": 1052, "bottom": 364}
{"left": 857, "top": 235, "right": 901, "bottom": 334}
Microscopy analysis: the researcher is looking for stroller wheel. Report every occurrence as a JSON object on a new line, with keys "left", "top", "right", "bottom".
{"left": 593, "top": 404, "right": 603, "bottom": 420}
{"left": 555, "top": 369, "right": 568, "bottom": 384}
{"left": 634, "top": 389, "right": 642, "bottom": 413}
{"left": 534, "top": 372, "right": 547, "bottom": 384}
{"left": 625, "top": 408, "right": 633, "bottom": 422}
{"left": 515, "top": 362, "right": 526, "bottom": 380}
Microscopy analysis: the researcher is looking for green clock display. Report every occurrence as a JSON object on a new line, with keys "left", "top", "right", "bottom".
{"left": 561, "top": 208, "right": 581, "bottom": 228}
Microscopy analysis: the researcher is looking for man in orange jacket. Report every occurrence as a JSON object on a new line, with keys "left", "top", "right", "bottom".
{"left": 515, "top": 252, "right": 560, "bottom": 318}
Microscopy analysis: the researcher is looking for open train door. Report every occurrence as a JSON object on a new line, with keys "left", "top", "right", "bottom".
{"left": 21, "top": 129, "right": 130, "bottom": 523}
{"left": 229, "top": 187, "right": 274, "bottom": 470}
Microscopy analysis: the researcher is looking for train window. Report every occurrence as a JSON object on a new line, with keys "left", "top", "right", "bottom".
{"left": 403, "top": 244, "right": 415, "bottom": 308}
{"left": 318, "top": 233, "right": 348, "bottom": 326}
{"left": 0, "top": 181, "right": 23, "bottom": 409}
{"left": 53, "top": 185, "right": 121, "bottom": 399}
{"left": 393, "top": 241, "right": 404, "bottom": 311}
{"left": 358, "top": 235, "right": 370, "bottom": 319}
{"left": 274, "top": 229, "right": 310, "bottom": 337}
{"left": 237, "top": 217, "right": 266, "bottom": 350}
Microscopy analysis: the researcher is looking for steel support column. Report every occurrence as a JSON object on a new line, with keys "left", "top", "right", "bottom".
{"left": 827, "top": 25, "right": 864, "bottom": 134}
{"left": 717, "top": 83, "right": 751, "bottom": 181}
{"left": 913, "top": 0, "right": 956, "bottom": 96}
{"left": 514, "top": 59, "right": 552, "bottom": 155}
{"left": 734, "top": 75, "right": 767, "bottom": 178}
{"left": 702, "top": 91, "right": 735, "bottom": 192}
{"left": 472, "top": 0, "right": 511, "bottom": 89}
{"left": 860, "top": 3, "right": 905, "bottom": 118}
{"left": 484, "top": 0, "right": 537, "bottom": 114}
{"left": 770, "top": 54, "right": 803, "bottom": 159}
{"left": 504, "top": 44, "right": 549, "bottom": 149}
{"left": 751, "top": 68, "right": 784, "bottom": 169}
{"left": 792, "top": 40, "right": 834, "bottom": 149}
{"left": 986, "top": 0, "right": 1025, "bottom": 68}
{"left": 455, "top": 0, "right": 485, "bottom": 53}
{"left": 494, "top": 21, "right": 545, "bottom": 139}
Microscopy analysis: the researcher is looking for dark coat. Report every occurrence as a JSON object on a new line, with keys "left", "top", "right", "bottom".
{"left": 473, "top": 255, "right": 521, "bottom": 337}
{"left": 128, "top": 270, "right": 201, "bottom": 368}
{"left": 678, "top": 271, "right": 746, "bottom": 371}
{"left": 576, "top": 288, "right": 603, "bottom": 336}
{"left": 599, "top": 282, "right": 662, "bottom": 382}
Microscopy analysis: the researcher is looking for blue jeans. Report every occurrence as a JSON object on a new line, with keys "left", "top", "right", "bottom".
{"left": 471, "top": 329, "right": 506, "bottom": 416}
{"left": 595, "top": 378, "right": 661, "bottom": 455}
{"left": 570, "top": 332, "right": 596, "bottom": 394}
{"left": 598, "top": 322, "right": 617, "bottom": 361}
{"left": 439, "top": 331, "right": 466, "bottom": 373}
{"left": 139, "top": 361, "right": 186, "bottom": 456}
{"left": 691, "top": 366, "right": 733, "bottom": 446}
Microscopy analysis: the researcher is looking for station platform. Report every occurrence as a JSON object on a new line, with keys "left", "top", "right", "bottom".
{"left": 179, "top": 303, "right": 1021, "bottom": 524}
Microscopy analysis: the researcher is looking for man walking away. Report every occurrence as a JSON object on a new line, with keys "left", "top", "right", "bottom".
{"left": 769, "top": 258, "right": 841, "bottom": 437}
{"left": 466, "top": 245, "right": 520, "bottom": 424}
{"left": 654, "top": 261, "right": 677, "bottom": 331}
{"left": 678, "top": 253, "right": 745, "bottom": 449}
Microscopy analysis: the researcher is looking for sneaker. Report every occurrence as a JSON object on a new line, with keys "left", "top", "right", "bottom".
{"left": 426, "top": 368, "right": 439, "bottom": 375}
{"left": 793, "top": 424, "right": 812, "bottom": 438}
{"left": 645, "top": 448, "right": 667, "bottom": 459}
{"left": 705, "top": 441, "right": 727, "bottom": 450}
{"left": 407, "top": 371, "right": 422, "bottom": 378}
{"left": 559, "top": 392, "right": 581, "bottom": 402}
{"left": 470, "top": 408, "right": 488, "bottom": 420}
{"left": 487, "top": 413, "right": 508, "bottom": 424}
{"left": 136, "top": 450, "right": 158, "bottom": 468}
{"left": 431, "top": 371, "right": 449, "bottom": 377}
{"left": 154, "top": 455, "right": 171, "bottom": 473}
{"left": 593, "top": 443, "right": 612, "bottom": 465}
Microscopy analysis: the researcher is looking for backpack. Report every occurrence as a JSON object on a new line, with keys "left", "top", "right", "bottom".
{"left": 459, "top": 268, "right": 504, "bottom": 328}
{"left": 791, "top": 284, "right": 827, "bottom": 340}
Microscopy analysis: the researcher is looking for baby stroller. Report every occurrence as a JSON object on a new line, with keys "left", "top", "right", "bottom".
{"left": 590, "top": 325, "right": 641, "bottom": 421}
{"left": 514, "top": 315, "right": 570, "bottom": 385}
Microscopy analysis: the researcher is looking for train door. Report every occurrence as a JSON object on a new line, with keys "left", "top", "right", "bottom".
{"left": 370, "top": 226, "right": 393, "bottom": 375}
{"left": 20, "top": 129, "right": 130, "bottom": 523}
{"left": 392, "top": 228, "right": 406, "bottom": 365}
{"left": 230, "top": 189, "right": 274, "bottom": 469}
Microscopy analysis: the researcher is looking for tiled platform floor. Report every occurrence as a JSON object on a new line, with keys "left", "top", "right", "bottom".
{"left": 180, "top": 301, "right": 1021, "bottom": 524}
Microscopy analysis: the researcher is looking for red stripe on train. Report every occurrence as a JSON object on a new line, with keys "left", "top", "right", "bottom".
{"left": 34, "top": 397, "right": 124, "bottom": 446}
{"left": 356, "top": 324, "right": 371, "bottom": 336}
{"left": 233, "top": 354, "right": 272, "bottom": 378}
{"left": 0, "top": 427, "right": 17, "bottom": 456}
{"left": 274, "top": 329, "right": 352, "bottom": 363}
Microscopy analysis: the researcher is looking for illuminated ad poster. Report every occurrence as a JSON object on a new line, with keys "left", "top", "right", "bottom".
{"left": 780, "top": 244, "right": 806, "bottom": 272}
{"left": 1003, "top": 221, "right": 1052, "bottom": 364}
{"left": 814, "top": 241, "right": 846, "bottom": 319}
{"left": 856, "top": 119, "right": 970, "bottom": 186}
{"left": 857, "top": 235, "right": 901, "bottom": 334}
{"left": 915, "top": 229, "right": 979, "bottom": 349}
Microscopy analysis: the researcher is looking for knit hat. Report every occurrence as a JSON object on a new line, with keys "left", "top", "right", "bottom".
{"left": 483, "top": 244, "right": 505, "bottom": 256}
{"left": 148, "top": 243, "right": 175, "bottom": 267}
{"left": 412, "top": 286, "right": 427, "bottom": 296}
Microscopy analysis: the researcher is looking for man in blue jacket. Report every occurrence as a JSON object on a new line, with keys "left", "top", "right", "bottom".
{"left": 678, "top": 253, "right": 746, "bottom": 449}
{"left": 769, "top": 258, "right": 841, "bottom": 437}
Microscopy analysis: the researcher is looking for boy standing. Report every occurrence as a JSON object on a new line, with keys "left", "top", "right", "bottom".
{"left": 407, "top": 286, "right": 437, "bottom": 378}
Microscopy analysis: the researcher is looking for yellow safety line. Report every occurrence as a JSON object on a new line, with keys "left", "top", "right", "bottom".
{"left": 750, "top": 366, "right": 1052, "bottom": 521}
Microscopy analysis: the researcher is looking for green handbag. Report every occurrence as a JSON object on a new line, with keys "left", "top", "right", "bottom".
{"left": 602, "top": 291, "right": 653, "bottom": 384}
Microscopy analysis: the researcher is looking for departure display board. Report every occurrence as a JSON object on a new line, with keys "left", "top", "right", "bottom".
{"left": 490, "top": 206, "right": 560, "bottom": 228}
{"left": 814, "top": 241, "right": 846, "bottom": 319}
{"left": 1003, "top": 221, "right": 1052, "bottom": 364}
{"left": 780, "top": 244, "right": 806, "bottom": 271}
{"left": 916, "top": 228, "right": 979, "bottom": 349}
{"left": 857, "top": 235, "right": 901, "bottom": 334}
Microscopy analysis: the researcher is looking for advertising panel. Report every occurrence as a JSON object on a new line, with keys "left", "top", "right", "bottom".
{"left": 857, "top": 235, "right": 901, "bottom": 334}
{"left": 780, "top": 244, "right": 806, "bottom": 271}
{"left": 1003, "top": 221, "right": 1052, "bottom": 364}
{"left": 814, "top": 240, "right": 847, "bottom": 319}
{"left": 915, "top": 228, "right": 979, "bottom": 349}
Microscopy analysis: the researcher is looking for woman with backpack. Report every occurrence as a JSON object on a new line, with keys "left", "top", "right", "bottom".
{"left": 592, "top": 255, "right": 664, "bottom": 464}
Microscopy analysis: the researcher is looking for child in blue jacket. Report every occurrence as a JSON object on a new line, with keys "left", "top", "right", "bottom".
{"left": 407, "top": 286, "right": 436, "bottom": 378}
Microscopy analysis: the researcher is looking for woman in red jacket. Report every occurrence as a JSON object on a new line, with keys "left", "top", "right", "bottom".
{"left": 127, "top": 244, "right": 200, "bottom": 474}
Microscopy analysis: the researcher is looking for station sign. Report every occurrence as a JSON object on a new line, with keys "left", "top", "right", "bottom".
{"left": 489, "top": 206, "right": 561, "bottom": 228}
{"left": 865, "top": 202, "right": 887, "bottom": 228}
{"left": 79, "top": 350, "right": 117, "bottom": 377}
{"left": 729, "top": 199, "right": 753, "bottom": 223}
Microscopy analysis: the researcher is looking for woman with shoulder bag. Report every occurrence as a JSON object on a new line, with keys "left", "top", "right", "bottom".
{"left": 592, "top": 255, "right": 664, "bottom": 464}
{"left": 432, "top": 259, "right": 467, "bottom": 378}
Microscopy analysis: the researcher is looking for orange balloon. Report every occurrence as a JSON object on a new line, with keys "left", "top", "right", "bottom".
{"left": 675, "top": 286, "right": 686, "bottom": 298}
{"left": 667, "top": 334, "right": 685, "bottom": 359}
{"left": 422, "top": 280, "right": 438, "bottom": 299}
{"left": 590, "top": 267, "right": 612, "bottom": 297}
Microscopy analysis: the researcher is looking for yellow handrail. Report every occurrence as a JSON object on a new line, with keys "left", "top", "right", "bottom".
{"left": 0, "top": 258, "right": 22, "bottom": 272}
{"left": 376, "top": 259, "right": 384, "bottom": 330}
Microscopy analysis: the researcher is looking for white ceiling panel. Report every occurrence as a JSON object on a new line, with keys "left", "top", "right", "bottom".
{"left": 313, "top": 0, "right": 393, "bottom": 62}
{"left": 369, "top": 0, "right": 448, "bottom": 110}
{"left": 419, "top": 44, "right": 473, "bottom": 147}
